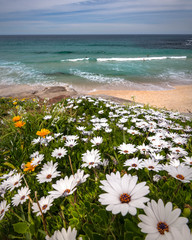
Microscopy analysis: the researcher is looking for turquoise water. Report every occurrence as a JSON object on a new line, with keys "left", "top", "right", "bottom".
{"left": 0, "top": 35, "right": 192, "bottom": 91}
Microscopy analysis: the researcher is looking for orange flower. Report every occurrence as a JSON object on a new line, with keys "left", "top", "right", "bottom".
{"left": 14, "top": 121, "right": 26, "bottom": 128}
{"left": 36, "top": 128, "right": 50, "bottom": 138}
{"left": 24, "top": 161, "right": 36, "bottom": 172}
{"left": 12, "top": 115, "right": 21, "bottom": 122}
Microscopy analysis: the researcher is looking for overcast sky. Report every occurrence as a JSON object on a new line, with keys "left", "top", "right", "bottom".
{"left": 0, "top": 0, "right": 192, "bottom": 34}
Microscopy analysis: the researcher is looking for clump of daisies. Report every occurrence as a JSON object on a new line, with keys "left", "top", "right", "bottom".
{"left": 0, "top": 96, "right": 192, "bottom": 239}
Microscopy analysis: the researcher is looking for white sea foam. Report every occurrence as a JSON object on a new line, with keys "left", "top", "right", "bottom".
{"left": 70, "top": 69, "right": 125, "bottom": 84}
{"left": 97, "top": 56, "right": 187, "bottom": 61}
{"left": 185, "top": 39, "right": 192, "bottom": 46}
{"left": 61, "top": 58, "right": 90, "bottom": 62}
{"left": 61, "top": 56, "right": 187, "bottom": 63}
{"left": 0, "top": 61, "right": 49, "bottom": 85}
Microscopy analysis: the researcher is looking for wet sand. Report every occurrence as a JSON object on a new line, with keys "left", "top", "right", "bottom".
{"left": 89, "top": 85, "right": 192, "bottom": 113}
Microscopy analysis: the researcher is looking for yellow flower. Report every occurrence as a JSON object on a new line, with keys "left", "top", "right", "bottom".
{"left": 24, "top": 161, "right": 36, "bottom": 172}
{"left": 14, "top": 121, "right": 26, "bottom": 128}
{"left": 13, "top": 102, "right": 17, "bottom": 105}
{"left": 12, "top": 115, "right": 21, "bottom": 122}
{"left": 36, "top": 128, "right": 50, "bottom": 138}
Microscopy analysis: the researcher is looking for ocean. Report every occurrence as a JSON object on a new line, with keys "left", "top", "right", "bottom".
{"left": 0, "top": 34, "right": 192, "bottom": 92}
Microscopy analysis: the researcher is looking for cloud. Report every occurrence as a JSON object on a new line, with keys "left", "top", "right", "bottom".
{"left": 0, "top": 0, "right": 192, "bottom": 34}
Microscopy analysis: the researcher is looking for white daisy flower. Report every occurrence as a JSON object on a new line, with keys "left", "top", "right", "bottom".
{"left": 150, "top": 153, "right": 165, "bottom": 161}
{"left": 51, "top": 147, "right": 67, "bottom": 159}
{"left": 31, "top": 137, "right": 41, "bottom": 145}
{"left": 81, "top": 149, "right": 102, "bottom": 169}
{"left": 0, "top": 170, "right": 17, "bottom": 179}
{"left": 46, "top": 226, "right": 82, "bottom": 240}
{"left": 99, "top": 172, "right": 150, "bottom": 216}
{"left": 118, "top": 143, "right": 137, "bottom": 155}
{"left": 5, "top": 173, "right": 23, "bottom": 191}
{"left": 73, "top": 169, "right": 90, "bottom": 186}
{"left": 65, "top": 139, "right": 78, "bottom": 148}
{"left": 153, "top": 174, "right": 162, "bottom": 182}
{"left": 143, "top": 159, "right": 162, "bottom": 172}
{"left": 36, "top": 161, "right": 60, "bottom": 183}
{"left": 173, "top": 137, "right": 187, "bottom": 145}
{"left": 137, "top": 144, "right": 151, "bottom": 154}
{"left": 91, "top": 136, "right": 103, "bottom": 146}
{"left": 0, "top": 185, "right": 6, "bottom": 198}
{"left": 12, "top": 187, "right": 31, "bottom": 206}
{"left": 169, "top": 147, "right": 188, "bottom": 157}
{"left": 43, "top": 115, "right": 52, "bottom": 120}
{"left": 30, "top": 151, "right": 40, "bottom": 158}
{"left": 124, "top": 158, "right": 144, "bottom": 170}
{"left": 105, "top": 128, "right": 112, "bottom": 133}
{"left": 180, "top": 225, "right": 192, "bottom": 240}
{"left": 31, "top": 154, "right": 44, "bottom": 166}
{"left": 127, "top": 129, "right": 140, "bottom": 135}
{"left": 49, "top": 176, "right": 77, "bottom": 199}
{"left": 64, "top": 135, "right": 79, "bottom": 141}
{"left": 183, "top": 157, "right": 192, "bottom": 166}
{"left": 138, "top": 199, "right": 188, "bottom": 240}
{"left": 32, "top": 196, "right": 53, "bottom": 216}
{"left": 76, "top": 126, "right": 86, "bottom": 131}
{"left": 166, "top": 165, "right": 192, "bottom": 183}
{"left": 0, "top": 200, "right": 10, "bottom": 220}
{"left": 169, "top": 159, "right": 183, "bottom": 167}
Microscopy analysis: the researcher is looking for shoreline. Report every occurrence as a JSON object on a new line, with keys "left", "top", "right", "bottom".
{"left": 89, "top": 85, "right": 192, "bottom": 113}
{"left": 0, "top": 83, "right": 192, "bottom": 113}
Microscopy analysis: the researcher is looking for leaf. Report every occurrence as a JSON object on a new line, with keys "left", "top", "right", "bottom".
{"left": 92, "top": 233, "right": 104, "bottom": 240}
{"left": 124, "top": 219, "right": 141, "bottom": 234}
{"left": 82, "top": 223, "right": 93, "bottom": 239}
{"left": 8, "top": 235, "right": 24, "bottom": 239}
{"left": 4, "top": 162, "right": 16, "bottom": 169}
{"left": 13, "top": 222, "right": 29, "bottom": 234}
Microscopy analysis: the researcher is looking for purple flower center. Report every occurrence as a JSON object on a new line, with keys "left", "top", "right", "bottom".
{"left": 20, "top": 195, "right": 25, "bottom": 200}
{"left": 46, "top": 174, "right": 52, "bottom": 179}
{"left": 42, "top": 204, "right": 48, "bottom": 210}
{"left": 132, "top": 164, "right": 137, "bottom": 167}
{"left": 157, "top": 222, "right": 169, "bottom": 235}
{"left": 148, "top": 166, "right": 154, "bottom": 169}
{"left": 176, "top": 174, "right": 184, "bottom": 180}
{"left": 63, "top": 189, "right": 70, "bottom": 194}
{"left": 120, "top": 193, "right": 131, "bottom": 203}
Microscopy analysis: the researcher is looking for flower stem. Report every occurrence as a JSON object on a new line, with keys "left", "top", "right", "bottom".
{"left": 68, "top": 155, "right": 74, "bottom": 175}
{"left": 35, "top": 191, "right": 50, "bottom": 237}
{"left": 171, "top": 181, "right": 182, "bottom": 202}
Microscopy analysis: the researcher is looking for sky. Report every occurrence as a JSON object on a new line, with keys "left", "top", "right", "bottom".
{"left": 0, "top": 0, "right": 192, "bottom": 34}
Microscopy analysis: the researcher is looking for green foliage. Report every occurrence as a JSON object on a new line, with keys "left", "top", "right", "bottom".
{"left": 0, "top": 96, "right": 192, "bottom": 239}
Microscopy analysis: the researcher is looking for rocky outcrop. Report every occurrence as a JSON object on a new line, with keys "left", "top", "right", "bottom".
{"left": 0, "top": 84, "right": 77, "bottom": 102}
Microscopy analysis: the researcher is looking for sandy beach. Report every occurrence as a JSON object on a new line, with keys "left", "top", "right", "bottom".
{"left": 89, "top": 85, "right": 192, "bottom": 113}
{"left": 0, "top": 84, "right": 192, "bottom": 113}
